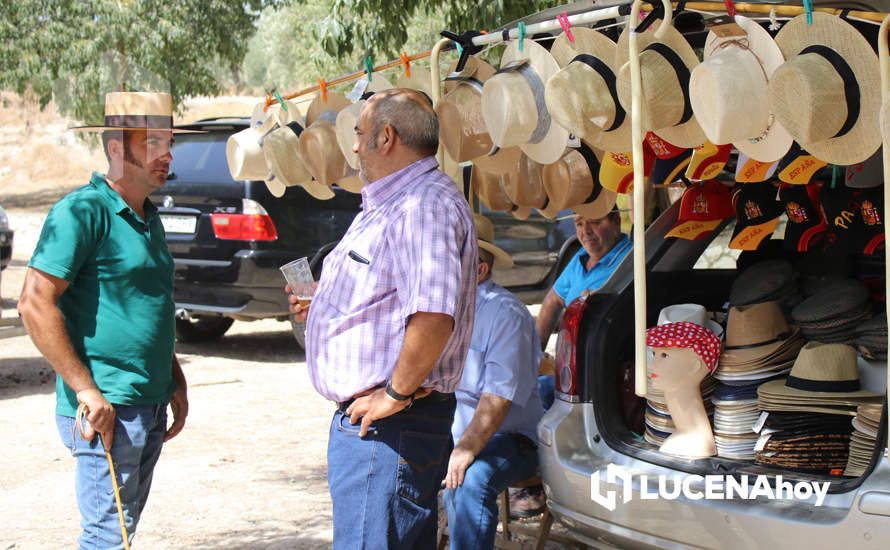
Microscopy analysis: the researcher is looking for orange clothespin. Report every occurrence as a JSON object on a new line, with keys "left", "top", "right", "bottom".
{"left": 317, "top": 78, "right": 328, "bottom": 103}
{"left": 400, "top": 52, "right": 412, "bottom": 79}
{"left": 263, "top": 92, "right": 274, "bottom": 112}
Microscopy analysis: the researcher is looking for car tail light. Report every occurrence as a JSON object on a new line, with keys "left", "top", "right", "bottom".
{"left": 211, "top": 199, "right": 278, "bottom": 241}
{"left": 554, "top": 297, "right": 588, "bottom": 401}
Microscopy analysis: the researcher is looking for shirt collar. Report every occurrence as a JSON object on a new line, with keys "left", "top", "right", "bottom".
{"left": 360, "top": 156, "right": 438, "bottom": 211}
{"left": 478, "top": 278, "right": 495, "bottom": 293}
{"left": 92, "top": 172, "right": 157, "bottom": 221}
{"left": 580, "top": 233, "right": 630, "bottom": 271}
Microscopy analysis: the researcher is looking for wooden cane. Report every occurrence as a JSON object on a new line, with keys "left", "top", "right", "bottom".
{"left": 76, "top": 403, "right": 131, "bottom": 550}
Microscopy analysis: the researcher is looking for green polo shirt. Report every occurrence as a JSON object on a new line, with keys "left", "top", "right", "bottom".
{"left": 30, "top": 172, "right": 176, "bottom": 417}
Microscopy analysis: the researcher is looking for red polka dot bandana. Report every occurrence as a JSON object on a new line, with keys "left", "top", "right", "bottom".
{"left": 646, "top": 321, "right": 722, "bottom": 372}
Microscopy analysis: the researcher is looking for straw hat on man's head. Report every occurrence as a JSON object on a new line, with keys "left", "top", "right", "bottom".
{"left": 546, "top": 27, "right": 631, "bottom": 152}
{"left": 689, "top": 15, "right": 793, "bottom": 162}
{"left": 72, "top": 91, "right": 197, "bottom": 133}
{"left": 615, "top": 18, "right": 706, "bottom": 148}
{"left": 481, "top": 39, "right": 569, "bottom": 165}
{"left": 474, "top": 214, "right": 514, "bottom": 270}
{"left": 768, "top": 12, "right": 881, "bottom": 165}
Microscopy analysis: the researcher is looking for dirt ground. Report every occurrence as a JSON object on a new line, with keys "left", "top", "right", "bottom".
{"left": 0, "top": 96, "right": 570, "bottom": 549}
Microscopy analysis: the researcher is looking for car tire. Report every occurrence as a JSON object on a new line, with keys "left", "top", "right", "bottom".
{"left": 290, "top": 318, "right": 307, "bottom": 350}
{"left": 175, "top": 316, "right": 234, "bottom": 342}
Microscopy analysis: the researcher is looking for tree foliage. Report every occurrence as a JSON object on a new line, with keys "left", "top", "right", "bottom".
{"left": 242, "top": 0, "right": 455, "bottom": 93}
{"left": 317, "top": 0, "right": 552, "bottom": 59}
{"left": 0, "top": 0, "right": 269, "bottom": 123}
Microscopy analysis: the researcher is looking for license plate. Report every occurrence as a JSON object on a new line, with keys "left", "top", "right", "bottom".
{"left": 160, "top": 215, "right": 197, "bottom": 234}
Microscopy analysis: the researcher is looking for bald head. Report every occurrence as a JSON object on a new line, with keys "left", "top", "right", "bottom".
{"left": 364, "top": 88, "right": 439, "bottom": 156}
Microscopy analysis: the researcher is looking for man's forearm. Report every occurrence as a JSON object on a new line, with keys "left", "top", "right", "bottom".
{"left": 171, "top": 354, "right": 187, "bottom": 391}
{"left": 535, "top": 290, "right": 565, "bottom": 351}
{"left": 455, "top": 393, "right": 511, "bottom": 456}
{"left": 388, "top": 311, "right": 454, "bottom": 395}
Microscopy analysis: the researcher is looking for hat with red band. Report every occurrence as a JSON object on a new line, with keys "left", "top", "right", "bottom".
{"left": 646, "top": 321, "right": 722, "bottom": 372}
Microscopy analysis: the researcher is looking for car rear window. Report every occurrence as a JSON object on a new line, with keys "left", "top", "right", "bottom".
{"left": 169, "top": 131, "right": 237, "bottom": 183}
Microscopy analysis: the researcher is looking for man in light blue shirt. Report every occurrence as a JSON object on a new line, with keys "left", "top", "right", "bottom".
{"left": 536, "top": 210, "right": 631, "bottom": 353}
{"left": 442, "top": 215, "right": 544, "bottom": 550}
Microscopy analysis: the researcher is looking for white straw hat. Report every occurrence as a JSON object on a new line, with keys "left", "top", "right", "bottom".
{"left": 471, "top": 164, "right": 532, "bottom": 220}
{"left": 481, "top": 39, "right": 569, "bottom": 165}
{"left": 689, "top": 16, "right": 793, "bottom": 162}
{"left": 769, "top": 12, "right": 881, "bottom": 165}
{"left": 616, "top": 19, "right": 707, "bottom": 148}
{"left": 262, "top": 121, "right": 312, "bottom": 198}
{"left": 546, "top": 27, "right": 631, "bottom": 152}
{"left": 335, "top": 79, "right": 393, "bottom": 169}
{"left": 226, "top": 104, "right": 278, "bottom": 181}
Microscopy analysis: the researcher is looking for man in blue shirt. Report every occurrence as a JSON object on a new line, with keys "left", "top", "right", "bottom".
{"left": 536, "top": 210, "right": 631, "bottom": 353}
{"left": 442, "top": 215, "right": 544, "bottom": 550}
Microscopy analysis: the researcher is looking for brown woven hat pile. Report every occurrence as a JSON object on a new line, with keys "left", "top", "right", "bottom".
{"left": 844, "top": 403, "right": 883, "bottom": 476}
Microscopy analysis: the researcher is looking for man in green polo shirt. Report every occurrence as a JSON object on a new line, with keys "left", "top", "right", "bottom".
{"left": 18, "top": 91, "right": 188, "bottom": 549}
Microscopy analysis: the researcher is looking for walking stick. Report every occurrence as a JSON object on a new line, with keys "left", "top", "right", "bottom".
{"left": 76, "top": 403, "right": 131, "bottom": 550}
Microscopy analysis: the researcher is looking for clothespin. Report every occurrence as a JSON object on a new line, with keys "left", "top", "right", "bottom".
{"left": 518, "top": 21, "right": 526, "bottom": 52}
{"left": 636, "top": 2, "right": 663, "bottom": 33}
{"left": 399, "top": 52, "right": 412, "bottom": 78}
{"left": 723, "top": 0, "right": 736, "bottom": 18}
{"left": 831, "top": 164, "right": 839, "bottom": 189}
{"left": 364, "top": 56, "right": 374, "bottom": 82}
{"left": 262, "top": 92, "right": 273, "bottom": 112}
{"left": 673, "top": 0, "right": 687, "bottom": 18}
{"left": 557, "top": 12, "right": 574, "bottom": 43}
{"left": 317, "top": 78, "right": 328, "bottom": 103}
{"left": 803, "top": 0, "right": 814, "bottom": 25}
{"left": 452, "top": 40, "right": 464, "bottom": 57}
{"left": 273, "top": 90, "right": 288, "bottom": 112}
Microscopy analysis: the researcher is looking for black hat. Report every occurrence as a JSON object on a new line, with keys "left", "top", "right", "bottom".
{"left": 729, "top": 182, "right": 784, "bottom": 250}
{"left": 780, "top": 183, "right": 827, "bottom": 252}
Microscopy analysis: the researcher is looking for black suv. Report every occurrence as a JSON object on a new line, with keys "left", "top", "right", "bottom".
{"left": 152, "top": 118, "right": 579, "bottom": 345}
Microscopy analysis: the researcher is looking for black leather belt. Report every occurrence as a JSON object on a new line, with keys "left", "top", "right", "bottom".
{"left": 337, "top": 390, "right": 455, "bottom": 412}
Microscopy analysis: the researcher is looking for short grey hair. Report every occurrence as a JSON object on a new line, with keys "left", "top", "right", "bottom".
{"left": 368, "top": 89, "right": 439, "bottom": 155}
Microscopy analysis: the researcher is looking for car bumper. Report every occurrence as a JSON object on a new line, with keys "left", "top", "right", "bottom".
{"left": 172, "top": 248, "right": 293, "bottom": 318}
{"left": 538, "top": 401, "right": 890, "bottom": 550}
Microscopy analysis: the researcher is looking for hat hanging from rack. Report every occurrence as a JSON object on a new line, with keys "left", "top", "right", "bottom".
{"left": 768, "top": 12, "right": 881, "bottom": 166}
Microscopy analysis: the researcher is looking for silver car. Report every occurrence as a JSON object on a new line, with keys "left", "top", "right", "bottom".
{"left": 538, "top": 196, "right": 889, "bottom": 548}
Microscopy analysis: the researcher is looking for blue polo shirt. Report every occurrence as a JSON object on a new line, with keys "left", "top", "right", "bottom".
{"left": 30, "top": 172, "right": 176, "bottom": 417}
{"left": 452, "top": 279, "right": 543, "bottom": 443}
{"left": 553, "top": 234, "right": 632, "bottom": 305}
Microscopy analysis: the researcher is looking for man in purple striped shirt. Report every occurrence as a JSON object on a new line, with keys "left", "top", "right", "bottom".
{"left": 289, "top": 88, "right": 476, "bottom": 549}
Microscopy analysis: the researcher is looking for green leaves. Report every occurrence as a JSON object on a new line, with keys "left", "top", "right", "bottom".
{"left": 0, "top": 0, "right": 269, "bottom": 122}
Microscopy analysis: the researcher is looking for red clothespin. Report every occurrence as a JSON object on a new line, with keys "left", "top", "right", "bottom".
{"left": 724, "top": 0, "right": 737, "bottom": 17}
{"left": 400, "top": 52, "right": 412, "bottom": 79}
{"left": 317, "top": 79, "right": 328, "bottom": 103}
{"left": 557, "top": 12, "right": 575, "bottom": 43}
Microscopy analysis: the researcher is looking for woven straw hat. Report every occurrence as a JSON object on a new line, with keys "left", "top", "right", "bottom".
{"left": 720, "top": 301, "right": 800, "bottom": 366}
{"left": 397, "top": 65, "right": 433, "bottom": 96}
{"left": 436, "top": 57, "right": 498, "bottom": 162}
{"left": 543, "top": 143, "right": 615, "bottom": 220}
{"left": 297, "top": 120, "right": 349, "bottom": 200}
{"left": 689, "top": 16, "right": 792, "bottom": 162}
{"left": 306, "top": 91, "right": 350, "bottom": 126}
{"left": 334, "top": 79, "right": 393, "bottom": 169}
{"left": 481, "top": 39, "right": 569, "bottom": 165}
{"left": 615, "top": 18, "right": 706, "bottom": 148}
{"left": 502, "top": 154, "right": 552, "bottom": 217}
{"left": 758, "top": 342, "right": 880, "bottom": 401}
{"left": 545, "top": 28, "right": 630, "bottom": 152}
{"left": 471, "top": 164, "right": 532, "bottom": 220}
{"left": 768, "top": 13, "right": 881, "bottom": 165}
{"left": 71, "top": 91, "right": 199, "bottom": 133}
{"left": 226, "top": 104, "right": 279, "bottom": 181}
{"left": 474, "top": 214, "right": 513, "bottom": 269}
{"left": 262, "top": 121, "right": 312, "bottom": 198}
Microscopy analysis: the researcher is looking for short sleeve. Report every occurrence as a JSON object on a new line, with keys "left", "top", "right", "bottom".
{"left": 552, "top": 249, "right": 582, "bottom": 302}
{"left": 392, "top": 196, "right": 471, "bottom": 319}
{"left": 480, "top": 303, "right": 540, "bottom": 404}
{"left": 29, "top": 197, "right": 102, "bottom": 282}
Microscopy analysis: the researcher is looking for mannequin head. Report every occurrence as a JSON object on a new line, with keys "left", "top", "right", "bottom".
{"left": 650, "top": 346, "right": 708, "bottom": 392}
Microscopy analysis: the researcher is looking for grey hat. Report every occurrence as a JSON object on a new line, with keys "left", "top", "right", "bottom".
{"left": 791, "top": 279, "right": 869, "bottom": 324}
{"left": 730, "top": 260, "right": 796, "bottom": 307}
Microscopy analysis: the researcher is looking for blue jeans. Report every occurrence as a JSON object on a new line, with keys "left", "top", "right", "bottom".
{"left": 327, "top": 394, "right": 455, "bottom": 550}
{"left": 56, "top": 403, "right": 168, "bottom": 550}
{"left": 442, "top": 433, "right": 540, "bottom": 550}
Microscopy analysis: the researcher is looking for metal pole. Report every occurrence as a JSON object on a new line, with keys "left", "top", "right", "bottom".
{"left": 879, "top": 14, "right": 890, "bottom": 453}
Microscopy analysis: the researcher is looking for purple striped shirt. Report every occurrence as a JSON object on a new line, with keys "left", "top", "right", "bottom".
{"left": 305, "top": 156, "right": 477, "bottom": 402}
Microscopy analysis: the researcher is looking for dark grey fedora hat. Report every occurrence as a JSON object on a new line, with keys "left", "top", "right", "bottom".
{"left": 730, "top": 260, "right": 796, "bottom": 307}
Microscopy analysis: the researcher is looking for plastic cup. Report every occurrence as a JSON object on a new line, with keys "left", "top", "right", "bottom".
{"left": 280, "top": 257, "right": 314, "bottom": 309}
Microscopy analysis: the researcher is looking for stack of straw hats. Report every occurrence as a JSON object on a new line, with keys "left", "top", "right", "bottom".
{"left": 844, "top": 403, "right": 883, "bottom": 476}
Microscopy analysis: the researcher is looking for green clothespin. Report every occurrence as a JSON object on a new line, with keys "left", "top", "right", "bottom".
{"left": 364, "top": 56, "right": 374, "bottom": 82}
{"left": 831, "top": 164, "right": 839, "bottom": 189}
{"left": 273, "top": 90, "right": 288, "bottom": 112}
{"left": 518, "top": 21, "right": 526, "bottom": 52}
{"left": 453, "top": 40, "right": 463, "bottom": 57}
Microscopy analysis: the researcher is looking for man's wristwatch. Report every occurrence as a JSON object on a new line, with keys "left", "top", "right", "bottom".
{"left": 385, "top": 381, "right": 414, "bottom": 405}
